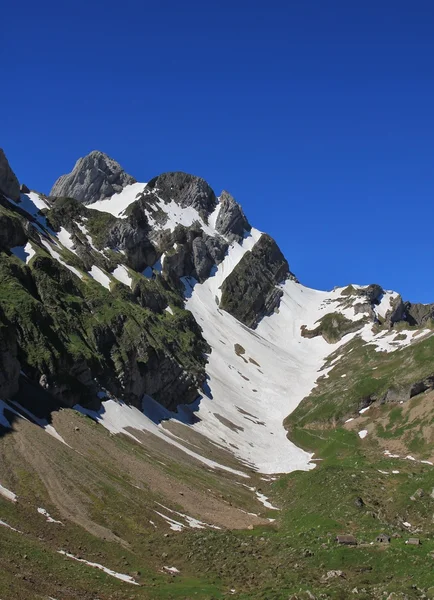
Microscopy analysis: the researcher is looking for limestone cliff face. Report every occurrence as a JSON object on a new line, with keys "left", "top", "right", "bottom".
{"left": 219, "top": 234, "right": 292, "bottom": 328}
{"left": 0, "top": 148, "right": 20, "bottom": 201}
{"left": 215, "top": 191, "right": 250, "bottom": 243}
{"left": 50, "top": 150, "right": 136, "bottom": 204}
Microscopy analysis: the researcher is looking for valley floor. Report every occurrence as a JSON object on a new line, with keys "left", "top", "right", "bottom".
{"left": 1, "top": 391, "right": 433, "bottom": 600}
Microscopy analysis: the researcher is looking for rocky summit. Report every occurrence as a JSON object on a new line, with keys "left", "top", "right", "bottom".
{"left": 50, "top": 150, "right": 136, "bottom": 204}
{"left": 0, "top": 148, "right": 433, "bottom": 600}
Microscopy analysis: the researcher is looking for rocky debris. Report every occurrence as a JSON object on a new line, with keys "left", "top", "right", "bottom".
{"left": 50, "top": 150, "right": 136, "bottom": 204}
{"left": 215, "top": 191, "right": 251, "bottom": 242}
{"left": 145, "top": 171, "right": 217, "bottom": 220}
{"left": 321, "top": 569, "right": 346, "bottom": 582}
{"left": 220, "top": 234, "right": 291, "bottom": 328}
{"left": 0, "top": 149, "right": 20, "bottom": 201}
{"left": 354, "top": 497, "right": 364, "bottom": 508}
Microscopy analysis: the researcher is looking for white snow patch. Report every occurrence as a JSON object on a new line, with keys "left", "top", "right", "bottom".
{"left": 11, "top": 242, "right": 36, "bottom": 263}
{"left": 375, "top": 292, "right": 399, "bottom": 319}
{"left": 359, "top": 406, "right": 371, "bottom": 414}
{"left": 384, "top": 451, "right": 400, "bottom": 458}
{"left": 255, "top": 492, "right": 280, "bottom": 510}
{"left": 403, "top": 522, "right": 412, "bottom": 528}
{"left": 361, "top": 324, "right": 433, "bottom": 353}
{"left": 112, "top": 264, "right": 133, "bottom": 288}
{"left": 345, "top": 418, "right": 354, "bottom": 423}
{"left": 165, "top": 306, "right": 174, "bottom": 315}
{"left": 162, "top": 566, "right": 180, "bottom": 574}
{"left": 40, "top": 240, "right": 83, "bottom": 279}
{"left": 154, "top": 511, "right": 185, "bottom": 531}
{"left": 89, "top": 182, "right": 147, "bottom": 218}
{"left": 0, "top": 483, "right": 17, "bottom": 502}
{"left": 57, "top": 551, "right": 139, "bottom": 584}
{"left": 358, "top": 430, "right": 368, "bottom": 439}
{"left": 57, "top": 227, "right": 77, "bottom": 254}
{"left": 154, "top": 502, "right": 221, "bottom": 530}
{"left": 37, "top": 507, "right": 63, "bottom": 524}
{"left": 88, "top": 265, "right": 111, "bottom": 289}
{"left": 0, "top": 519, "right": 22, "bottom": 533}
{"left": 392, "top": 470, "right": 400, "bottom": 474}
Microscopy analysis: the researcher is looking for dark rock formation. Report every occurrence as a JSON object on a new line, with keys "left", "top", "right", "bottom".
{"left": 192, "top": 237, "right": 214, "bottom": 282}
{"left": 145, "top": 172, "right": 217, "bottom": 220}
{"left": 380, "top": 375, "right": 434, "bottom": 404}
{"left": 220, "top": 234, "right": 291, "bottom": 328}
{"left": 215, "top": 191, "right": 251, "bottom": 242}
{"left": 405, "top": 302, "right": 434, "bottom": 326}
{"left": 0, "top": 148, "right": 20, "bottom": 201}
{"left": 301, "top": 312, "right": 366, "bottom": 344}
{"left": 383, "top": 295, "right": 407, "bottom": 326}
{"left": 204, "top": 234, "right": 228, "bottom": 264}
{"left": 50, "top": 151, "right": 136, "bottom": 204}
{"left": 0, "top": 211, "right": 28, "bottom": 249}
{"left": 0, "top": 310, "right": 20, "bottom": 400}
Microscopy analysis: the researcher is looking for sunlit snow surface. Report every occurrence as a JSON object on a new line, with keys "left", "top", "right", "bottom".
{"left": 89, "top": 183, "right": 147, "bottom": 217}
{"left": 57, "top": 551, "right": 139, "bottom": 585}
{"left": 0, "top": 483, "right": 17, "bottom": 502}
{"left": 181, "top": 258, "right": 356, "bottom": 473}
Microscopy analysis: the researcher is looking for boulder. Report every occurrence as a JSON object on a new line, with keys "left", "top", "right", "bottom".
{"left": 50, "top": 150, "right": 136, "bottom": 204}
{"left": 0, "top": 148, "right": 20, "bottom": 201}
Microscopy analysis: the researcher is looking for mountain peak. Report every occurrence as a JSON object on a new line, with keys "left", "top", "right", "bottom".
{"left": 50, "top": 150, "right": 136, "bottom": 204}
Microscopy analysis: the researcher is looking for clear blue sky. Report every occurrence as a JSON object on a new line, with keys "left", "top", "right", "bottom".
{"left": 3, "top": 1, "right": 434, "bottom": 302}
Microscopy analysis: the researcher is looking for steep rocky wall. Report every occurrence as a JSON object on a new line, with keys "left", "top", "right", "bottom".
{"left": 0, "top": 148, "right": 20, "bottom": 201}
{"left": 220, "top": 234, "right": 291, "bottom": 328}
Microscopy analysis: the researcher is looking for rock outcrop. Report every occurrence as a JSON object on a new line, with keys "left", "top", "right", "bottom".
{"left": 220, "top": 234, "right": 291, "bottom": 328}
{"left": 405, "top": 302, "right": 434, "bottom": 326}
{"left": 50, "top": 151, "right": 136, "bottom": 204}
{"left": 0, "top": 148, "right": 20, "bottom": 201}
{"left": 145, "top": 172, "right": 217, "bottom": 220}
{"left": 215, "top": 191, "right": 250, "bottom": 242}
